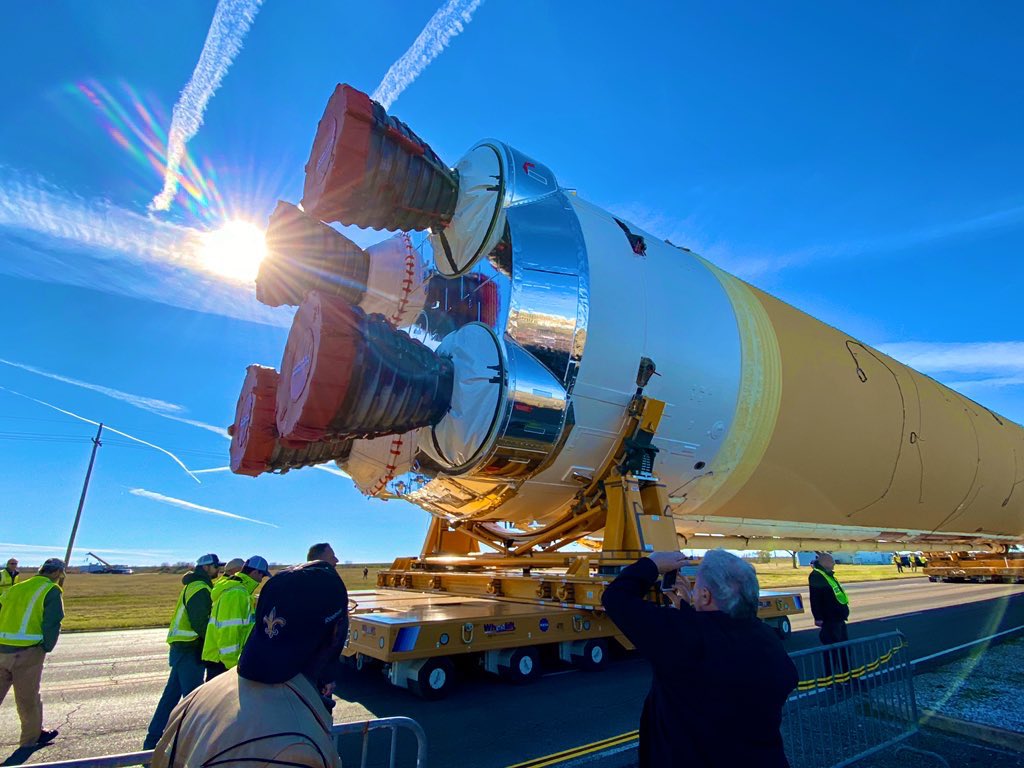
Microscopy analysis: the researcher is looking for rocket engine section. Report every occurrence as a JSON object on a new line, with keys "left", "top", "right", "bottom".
{"left": 230, "top": 84, "right": 1024, "bottom": 552}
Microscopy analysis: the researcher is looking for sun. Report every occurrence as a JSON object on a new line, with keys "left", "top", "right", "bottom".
{"left": 196, "top": 220, "right": 267, "bottom": 283}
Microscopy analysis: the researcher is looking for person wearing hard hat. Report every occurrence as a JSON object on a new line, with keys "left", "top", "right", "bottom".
{"left": 0, "top": 558, "right": 66, "bottom": 748}
{"left": 202, "top": 556, "right": 271, "bottom": 677}
{"left": 143, "top": 553, "right": 223, "bottom": 750}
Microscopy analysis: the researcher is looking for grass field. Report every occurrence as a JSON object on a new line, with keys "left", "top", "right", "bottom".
{"left": 57, "top": 561, "right": 920, "bottom": 631}
{"left": 753, "top": 561, "right": 922, "bottom": 589}
{"left": 59, "top": 565, "right": 386, "bottom": 632}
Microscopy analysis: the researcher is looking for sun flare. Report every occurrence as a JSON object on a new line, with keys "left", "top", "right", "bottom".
{"left": 196, "top": 220, "right": 266, "bottom": 283}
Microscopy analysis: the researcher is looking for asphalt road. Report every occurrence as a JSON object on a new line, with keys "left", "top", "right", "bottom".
{"left": 3, "top": 577, "right": 1023, "bottom": 767}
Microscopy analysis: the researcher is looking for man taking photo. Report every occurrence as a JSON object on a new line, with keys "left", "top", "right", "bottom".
{"left": 602, "top": 549, "right": 798, "bottom": 767}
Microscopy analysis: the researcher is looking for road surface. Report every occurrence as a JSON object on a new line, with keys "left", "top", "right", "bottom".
{"left": 3, "top": 577, "right": 1023, "bottom": 766}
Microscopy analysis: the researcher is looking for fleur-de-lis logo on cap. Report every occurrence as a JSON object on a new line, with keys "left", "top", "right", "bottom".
{"left": 263, "top": 607, "right": 286, "bottom": 639}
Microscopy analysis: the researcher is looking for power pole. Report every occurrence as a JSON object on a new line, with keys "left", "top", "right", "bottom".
{"left": 65, "top": 423, "right": 104, "bottom": 569}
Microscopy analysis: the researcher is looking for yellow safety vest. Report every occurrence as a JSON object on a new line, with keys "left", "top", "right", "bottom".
{"left": 813, "top": 566, "right": 849, "bottom": 606}
{"left": 0, "top": 575, "right": 59, "bottom": 647}
{"left": 167, "top": 580, "right": 212, "bottom": 644}
{"left": 201, "top": 573, "right": 257, "bottom": 668}
{"left": 0, "top": 569, "right": 17, "bottom": 599}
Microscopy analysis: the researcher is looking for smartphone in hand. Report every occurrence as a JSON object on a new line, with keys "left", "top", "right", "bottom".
{"left": 660, "top": 569, "right": 678, "bottom": 592}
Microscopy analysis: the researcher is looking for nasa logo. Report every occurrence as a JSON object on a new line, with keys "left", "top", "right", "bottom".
{"left": 539, "top": 618, "right": 549, "bottom": 632}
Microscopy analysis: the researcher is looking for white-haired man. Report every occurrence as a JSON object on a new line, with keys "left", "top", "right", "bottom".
{"left": 603, "top": 549, "right": 798, "bottom": 767}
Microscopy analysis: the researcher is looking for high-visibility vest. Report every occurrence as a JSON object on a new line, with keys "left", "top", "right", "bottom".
{"left": 813, "top": 566, "right": 849, "bottom": 606}
{"left": 201, "top": 573, "right": 258, "bottom": 668}
{"left": 0, "top": 575, "right": 59, "bottom": 647}
{"left": 0, "top": 569, "right": 18, "bottom": 599}
{"left": 167, "top": 579, "right": 212, "bottom": 644}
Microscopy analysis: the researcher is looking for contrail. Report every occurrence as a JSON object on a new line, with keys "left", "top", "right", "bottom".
{"left": 130, "top": 488, "right": 276, "bottom": 527}
{"left": 372, "top": 0, "right": 485, "bottom": 109}
{"left": 0, "top": 357, "right": 227, "bottom": 437}
{"left": 150, "top": 0, "right": 265, "bottom": 211}
{"left": 0, "top": 387, "right": 201, "bottom": 483}
{"left": 193, "top": 466, "right": 232, "bottom": 474}
{"left": 314, "top": 463, "right": 350, "bottom": 478}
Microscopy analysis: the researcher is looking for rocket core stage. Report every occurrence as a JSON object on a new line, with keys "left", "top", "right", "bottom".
{"left": 229, "top": 84, "right": 1024, "bottom": 554}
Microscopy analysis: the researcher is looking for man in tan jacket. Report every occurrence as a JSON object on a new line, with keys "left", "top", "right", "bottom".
{"left": 151, "top": 562, "right": 349, "bottom": 768}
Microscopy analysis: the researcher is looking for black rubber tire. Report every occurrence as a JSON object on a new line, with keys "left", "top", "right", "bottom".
{"left": 574, "top": 639, "right": 610, "bottom": 672}
{"left": 499, "top": 647, "right": 542, "bottom": 684}
{"left": 409, "top": 657, "right": 455, "bottom": 700}
{"left": 354, "top": 653, "right": 379, "bottom": 673}
{"left": 774, "top": 616, "right": 792, "bottom": 640}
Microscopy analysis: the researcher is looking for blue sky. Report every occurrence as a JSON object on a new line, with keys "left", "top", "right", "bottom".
{"left": 1, "top": 2, "right": 1022, "bottom": 566}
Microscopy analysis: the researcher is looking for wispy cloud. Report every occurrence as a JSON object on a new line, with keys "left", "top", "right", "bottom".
{"left": 151, "top": 0, "right": 265, "bottom": 211}
{"left": 372, "top": 0, "right": 484, "bottom": 110}
{"left": 0, "top": 169, "right": 286, "bottom": 326}
{"left": 0, "top": 542, "right": 173, "bottom": 558}
{"left": 0, "top": 387, "right": 201, "bottom": 483}
{"left": 130, "top": 488, "right": 276, "bottom": 527}
{"left": 876, "top": 341, "right": 1024, "bottom": 392}
{"left": 0, "top": 357, "right": 226, "bottom": 437}
{"left": 610, "top": 200, "right": 1024, "bottom": 280}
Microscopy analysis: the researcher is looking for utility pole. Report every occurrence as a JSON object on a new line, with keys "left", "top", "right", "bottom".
{"left": 65, "top": 423, "right": 104, "bottom": 569}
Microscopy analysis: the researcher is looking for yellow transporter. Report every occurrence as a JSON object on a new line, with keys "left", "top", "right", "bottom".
{"left": 343, "top": 587, "right": 802, "bottom": 699}
{"left": 337, "top": 391, "right": 803, "bottom": 699}
{"left": 924, "top": 551, "right": 1024, "bottom": 583}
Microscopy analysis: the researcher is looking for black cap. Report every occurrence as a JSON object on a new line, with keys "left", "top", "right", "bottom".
{"left": 238, "top": 562, "right": 348, "bottom": 684}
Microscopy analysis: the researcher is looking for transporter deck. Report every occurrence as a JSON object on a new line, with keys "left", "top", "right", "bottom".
{"left": 343, "top": 585, "right": 803, "bottom": 698}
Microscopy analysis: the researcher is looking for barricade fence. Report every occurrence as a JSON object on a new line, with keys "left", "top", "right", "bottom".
{"left": 19, "top": 635, "right": 912, "bottom": 768}
{"left": 782, "top": 631, "right": 917, "bottom": 768}
{"left": 333, "top": 716, "right": 428, "bottom": 768}
{"left": 21, "top": 716, "right": 428, "bottom": 768}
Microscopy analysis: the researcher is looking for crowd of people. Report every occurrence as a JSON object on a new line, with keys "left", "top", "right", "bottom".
{"left": 1, "top": 544, "right": 856, "bottom": 768}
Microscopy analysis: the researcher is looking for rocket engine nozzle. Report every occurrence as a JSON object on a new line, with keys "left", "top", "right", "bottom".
{"left": 276, "top": 291, "right": 453, "bottom": 443}
{"left": 256, "top": 201, "right": 370, "bottom": 308}
{"left": 228, "top": 365, "right": 352, "bottom": 477}
{"left": 301, "top": 84, "right": 459, "bottom": 232}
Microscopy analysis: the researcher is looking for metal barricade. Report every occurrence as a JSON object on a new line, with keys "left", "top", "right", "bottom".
{"left": 332, "top": 716, "right": 427, "bottom": 768}
{"left": 782, "top": 631, "right": 917, "bottom": 768}
{"left": 23, "top": 717, "right": 427, "bottom": 768}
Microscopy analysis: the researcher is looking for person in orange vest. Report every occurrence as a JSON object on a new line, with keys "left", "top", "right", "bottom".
{"left": 0, "top": 558, "right": 65, "bottom": 748}
{"left": 143, "top": 554, "right": 223, "bottom": 750}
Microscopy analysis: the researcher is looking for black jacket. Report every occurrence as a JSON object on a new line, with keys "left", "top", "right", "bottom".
{"left": 602, "top": 558, "right": 798, "bottom": 768}
{"left": 808, "top": 568, "right": 850, "bottom": 623}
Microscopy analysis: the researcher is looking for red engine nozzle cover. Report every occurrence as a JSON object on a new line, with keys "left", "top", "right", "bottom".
{"left": 276, "top": 292, "right": 362, "bottom": 443}
{"left": 276, "top": 291, "right": 454, "bottom": 444}
{"left": 256, "top": 201, "right": 370, "bottom": 308}
{"left": 229, "top": 364, "right": 355, "bottom": 477}
{"left": 300, "top": 84, "right": 459, "bottom": 232}
{"left": 229, "top": 365, "right": 280, "bottom": 476}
